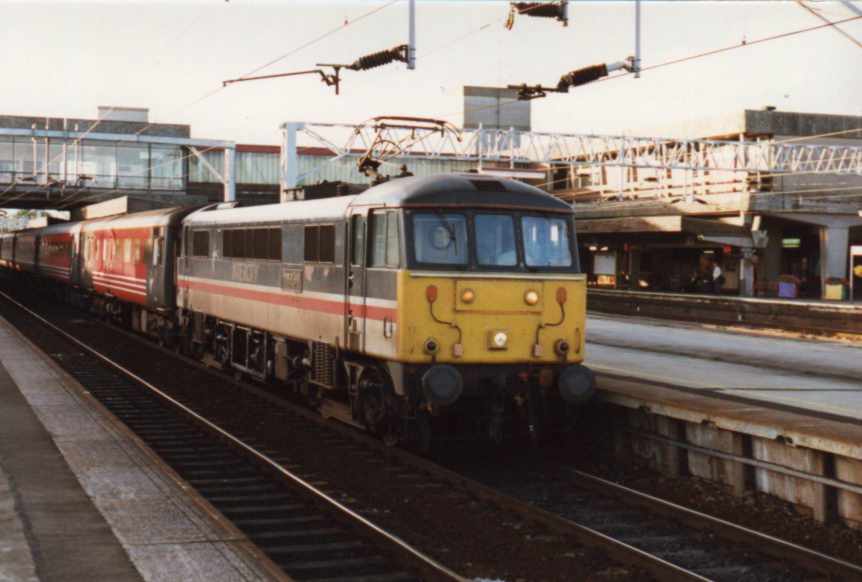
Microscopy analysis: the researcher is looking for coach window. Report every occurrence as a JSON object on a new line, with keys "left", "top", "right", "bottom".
{"left": 253, "top": 229, "right": 268, "bottom": 260}
{"left": 304, "top": 226, "right": 319, "bottom": 262}
{"left": 268, "top": 228, "right": 282, "bottom": 260}
{"left": 370, "top": 211, "right": 400, "bottom": 268}
{"left": 304, "top": 224, "right": 335, "bottom": 263}
{"left": 192, "top": 231, "right": 210, "bottom": 257}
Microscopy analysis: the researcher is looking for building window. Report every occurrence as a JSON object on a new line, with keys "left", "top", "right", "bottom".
{"left": 192, "top": 231, "right": 210, "bottom": 257}
{"left": 304, "top": 224, "right": 335, "bottom": 263}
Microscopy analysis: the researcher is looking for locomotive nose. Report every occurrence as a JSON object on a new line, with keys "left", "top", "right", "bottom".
{"left": 421, "top": 365, "right": 463, "bottom": 407}
{"left": 558, "top": 364, "right": 595, "bottom": 404}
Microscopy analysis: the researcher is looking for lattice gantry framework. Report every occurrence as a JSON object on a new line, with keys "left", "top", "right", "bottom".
{"left": 280, "top": 120, "right": 862, "bottom": 195}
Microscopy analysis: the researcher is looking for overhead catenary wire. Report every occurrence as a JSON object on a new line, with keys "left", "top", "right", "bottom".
{"left": 1, "top": 1, "right": 403, "bottom": 210}
{"left": 433, "top": 13, "right": 862, "bottom": 121}
{"left": 796, "top": 0, "right": 862, "bottom": 49}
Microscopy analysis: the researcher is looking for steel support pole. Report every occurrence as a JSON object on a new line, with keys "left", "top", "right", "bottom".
{"left": 283, "top": 122, "right": 304, "bottom": 190}
{"left": 408, "top": 0, "right": 416, "bottom": 70}
{"left": 634, "top": 0, "right": 642, "bottom": 78}
{"left": 223, "top": 146, "right": 236, "bottom": 202}
{"left": 841, "top": 1, "right": 862, "bottom": 16}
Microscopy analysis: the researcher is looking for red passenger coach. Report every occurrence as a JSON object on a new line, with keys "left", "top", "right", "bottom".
{"left": 37, "top": 223, "right": 81, "bottom": 284}
{"left": 80, "top": 208, "right": 190, "bottom": 307}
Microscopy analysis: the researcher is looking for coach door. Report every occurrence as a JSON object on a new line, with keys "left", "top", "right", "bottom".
{"left": 345, "top": 213, "right": 367, "bottom": 352}
{"left": 149, "top": 228, "right": 166, "bottom": 306}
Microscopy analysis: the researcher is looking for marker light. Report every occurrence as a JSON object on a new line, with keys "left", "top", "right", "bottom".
{"left": 524, "top": 290, "right": 539, "bottom": 305}
{"left": 461, "top": 288, "right": 476, "bottom": 304}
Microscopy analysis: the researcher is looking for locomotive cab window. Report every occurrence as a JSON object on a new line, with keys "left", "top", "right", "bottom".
{"left": 476, "top": 214, "right": 517, "bottom": 267}
{"left": 522, "top": 216, "right": 572, "bottom": 268}
{"left": 412, "top": 212, "right": 467, "bottom": 266}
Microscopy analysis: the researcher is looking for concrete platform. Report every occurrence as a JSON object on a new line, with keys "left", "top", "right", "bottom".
{"left": 587, "top": 315, "right": 862, "bottom": 526}
{"left": 587, "top": 314, "right": 862, "bottom": 421}
{"left": 0, "top": 315, "right": 286, "bottom": 582}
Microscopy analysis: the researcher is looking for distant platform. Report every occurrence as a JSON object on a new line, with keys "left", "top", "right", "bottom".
{"left": 588, "top": 289, "right": 862, "bottom": 336}
{"left": 0, "top": 316, "right": 282, "bottom": 582}
{"left": 587, "top": 313, "right": 862, "bottom": 422}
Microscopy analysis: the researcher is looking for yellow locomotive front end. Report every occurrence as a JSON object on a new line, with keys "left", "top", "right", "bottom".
{"left": 382, "top": 200, "right": 594, "bottom": 443}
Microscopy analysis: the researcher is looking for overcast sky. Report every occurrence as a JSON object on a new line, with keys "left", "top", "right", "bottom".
{"left": 1, "top": 1, "right": 860, "bottom": 144}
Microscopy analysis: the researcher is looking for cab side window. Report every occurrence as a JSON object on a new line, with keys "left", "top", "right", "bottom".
{"left": 350, "top": 215, "right": 365, "bottom": 266}
{"left": 369, "top": 211, "right": 400, "bottom": 268}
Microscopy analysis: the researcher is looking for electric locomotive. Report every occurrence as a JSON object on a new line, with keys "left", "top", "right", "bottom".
{"left": 177, "top": 174, "right": 593, "bottom": 444}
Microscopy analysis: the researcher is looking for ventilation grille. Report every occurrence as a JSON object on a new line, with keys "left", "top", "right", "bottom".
{"left": 311, "top": 342, "right": 336, "bottom": 388}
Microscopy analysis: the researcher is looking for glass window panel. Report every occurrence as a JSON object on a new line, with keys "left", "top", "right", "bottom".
{"left": 370, "top": 213, "right": 387, "bottom": 267}
{"left": 252, "top": 229, "right": 268, "bottom": 259}
{"left": 412, "top": 213, "right": 468, "bottom": 266}
{"left": 351, "top": 215, "right": 364, "bottom": 266}
{"left": 268, "top": 228, "right": 282, "bottom": 260}
{"left": 117, "top": 145, "right": 149, "bottom": 189}
{"left": 0, "top": 138, "right": 13, "bottom": 183}
{"left": 304, "top": 226, "right": 318, "bottom": 262}
{"left": 150, "top": 145, "right": 183, "bottom": 190}
{"left": 14, "top": 137, "right": 35, "bottom": 176}
{"left": 192, "top": 231, "right": 209, "bottom": 257}
{"left": 237, "top": 151, "right": 278, "bottom": 184}
{"left": 385, "top": 211, "right": 399, "bottom": 268}
{"left": 521, "top": 216, "right": 572, "bottom": 267}
{"left": 48, "top": 143, "right": 64, "bottom": 179}
{"left": 319, "top": 225, "right": 335, "bottom": 263}
{"left": 81, "top": 141, "right": 116, "bottom": 188}
{"left": 476, "top": 214, "right": 517, "bottom": 266}
{"left": 223, "top": 230, "right": 233, "bottom": 257}
{"left": 188, "top": 149, "right": 224, "bottom": 183}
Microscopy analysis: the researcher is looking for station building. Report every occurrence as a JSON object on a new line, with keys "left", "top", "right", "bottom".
{"left": 1, "top": 106, "right": 860, "bottom": 300}
{"left": 561, "top": 110, "right": 862, "bottom": 301}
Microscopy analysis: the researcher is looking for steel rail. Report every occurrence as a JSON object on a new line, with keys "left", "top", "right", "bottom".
{"left": 8, "top": 285, "right": 857, "bottom": 581}
{"left": 0, "top": 289, "right": 466, "bottom": 582}
{"left": 572, "top": 470, "right": 862, "bottom": 581}
{"left": 0, "top": 287, "right": 715, "bottom": 582}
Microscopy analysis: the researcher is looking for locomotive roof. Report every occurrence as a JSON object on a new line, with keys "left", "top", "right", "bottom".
{"left": 184, "top": 174, "right": 571, "bottom": 227}
{"left": 353, "top": 174, "right": 572, "bottom": 212}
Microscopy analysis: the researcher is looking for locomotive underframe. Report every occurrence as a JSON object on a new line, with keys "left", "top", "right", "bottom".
{"left": 178, "top": 307, "right": 577, "bottom": 445}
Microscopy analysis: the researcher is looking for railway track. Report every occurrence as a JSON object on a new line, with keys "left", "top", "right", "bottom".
{"left": 447, "top": 450, "right": 862, "bottom": 582}
{"left": 0, "top": 289, "right": 458, "bottom": 582}
{"left": 2, "top": 281, "right": 861, "bottom": 581}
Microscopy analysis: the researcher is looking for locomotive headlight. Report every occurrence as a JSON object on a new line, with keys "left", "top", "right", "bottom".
{"left": 487, "top": 330, "right": 509, "bottom": 350}
{"left": 524, "top": 290, "right": 539, "bottom": 305}
{"left": 461, "top": 288, "right": 476, "bottom": 304}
